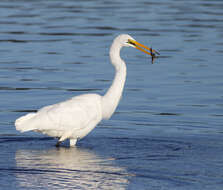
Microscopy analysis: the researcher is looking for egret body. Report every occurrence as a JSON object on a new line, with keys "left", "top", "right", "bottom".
{"left": 15, "top": 34, "right": 159, "bottom": 147}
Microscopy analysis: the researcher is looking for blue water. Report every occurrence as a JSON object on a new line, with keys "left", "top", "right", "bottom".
{"left": 0, "top": 0, "right": 223, "bottom": 189}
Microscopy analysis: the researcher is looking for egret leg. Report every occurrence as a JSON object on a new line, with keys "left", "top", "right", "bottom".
{"left": 70, "top": 139, "right": 77, "bottom": 147}
{"left": 55, "top": 140, "right": 61, "bottom": 147}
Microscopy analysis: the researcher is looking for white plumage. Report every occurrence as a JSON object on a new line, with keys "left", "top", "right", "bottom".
{"left": 15, "top": 34, "right": 158, "bottom": 147}
{"left": 16, "top": 94, "right": 102, "bottom": 146}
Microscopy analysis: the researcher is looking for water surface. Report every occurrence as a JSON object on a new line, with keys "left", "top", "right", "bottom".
{"left": 0, "top": 0, "right": 223, "bottom": 189}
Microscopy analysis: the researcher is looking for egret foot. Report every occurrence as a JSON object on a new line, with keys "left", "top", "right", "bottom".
{"left": 70, "top": 139, "right": 77, "bottom": 147}
{"left": 55, "top": 141, "right": 61, "bottom": 147}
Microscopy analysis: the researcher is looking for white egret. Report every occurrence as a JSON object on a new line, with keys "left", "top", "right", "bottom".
{"left": 15, "top": 34, "right": 159, "bottom": 147}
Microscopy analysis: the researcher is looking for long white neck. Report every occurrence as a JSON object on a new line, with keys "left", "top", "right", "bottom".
{"left": 101, "top": 40, "right": 127, "bottom": 120}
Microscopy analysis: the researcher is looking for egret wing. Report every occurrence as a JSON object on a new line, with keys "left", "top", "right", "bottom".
{"left": 36, "top": 94, "right": 102, "bottom": 132}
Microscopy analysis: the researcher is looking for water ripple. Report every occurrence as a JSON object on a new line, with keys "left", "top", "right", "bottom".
{"left": 1, "top": 0, "right": 223, "bottom": 189}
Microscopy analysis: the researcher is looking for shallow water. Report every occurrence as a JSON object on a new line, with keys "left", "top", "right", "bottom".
{"left": 0, "top": 0, "right": 223, "bottom": 189}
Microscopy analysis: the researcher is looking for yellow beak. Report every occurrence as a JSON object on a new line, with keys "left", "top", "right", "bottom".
{"left": 128, "top": 39, "right": 159, "bottom": 57}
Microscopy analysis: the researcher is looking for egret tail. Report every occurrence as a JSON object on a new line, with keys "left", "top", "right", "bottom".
{"left": 15, "top": 113, "right": 37, "bottom": 132}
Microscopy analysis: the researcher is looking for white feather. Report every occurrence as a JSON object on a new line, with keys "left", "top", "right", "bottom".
{"left": 16, "top": 94, "right": 102, "bottom": 141}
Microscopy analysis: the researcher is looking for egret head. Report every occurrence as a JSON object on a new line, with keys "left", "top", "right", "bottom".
{"left": 115, "top": 34, "right": 136, "bottom": 47}
{"left": 116, "top": 34, "right": 159, "bottom": 58}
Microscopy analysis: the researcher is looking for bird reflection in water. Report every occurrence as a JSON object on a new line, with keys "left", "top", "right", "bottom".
{"left": 15, "top": 147, "right": 129, "bottom": 189}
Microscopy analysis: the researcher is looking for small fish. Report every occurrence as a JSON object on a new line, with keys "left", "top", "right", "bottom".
{"left": 150, "top": 47, "right": 160, "bottom": 64}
